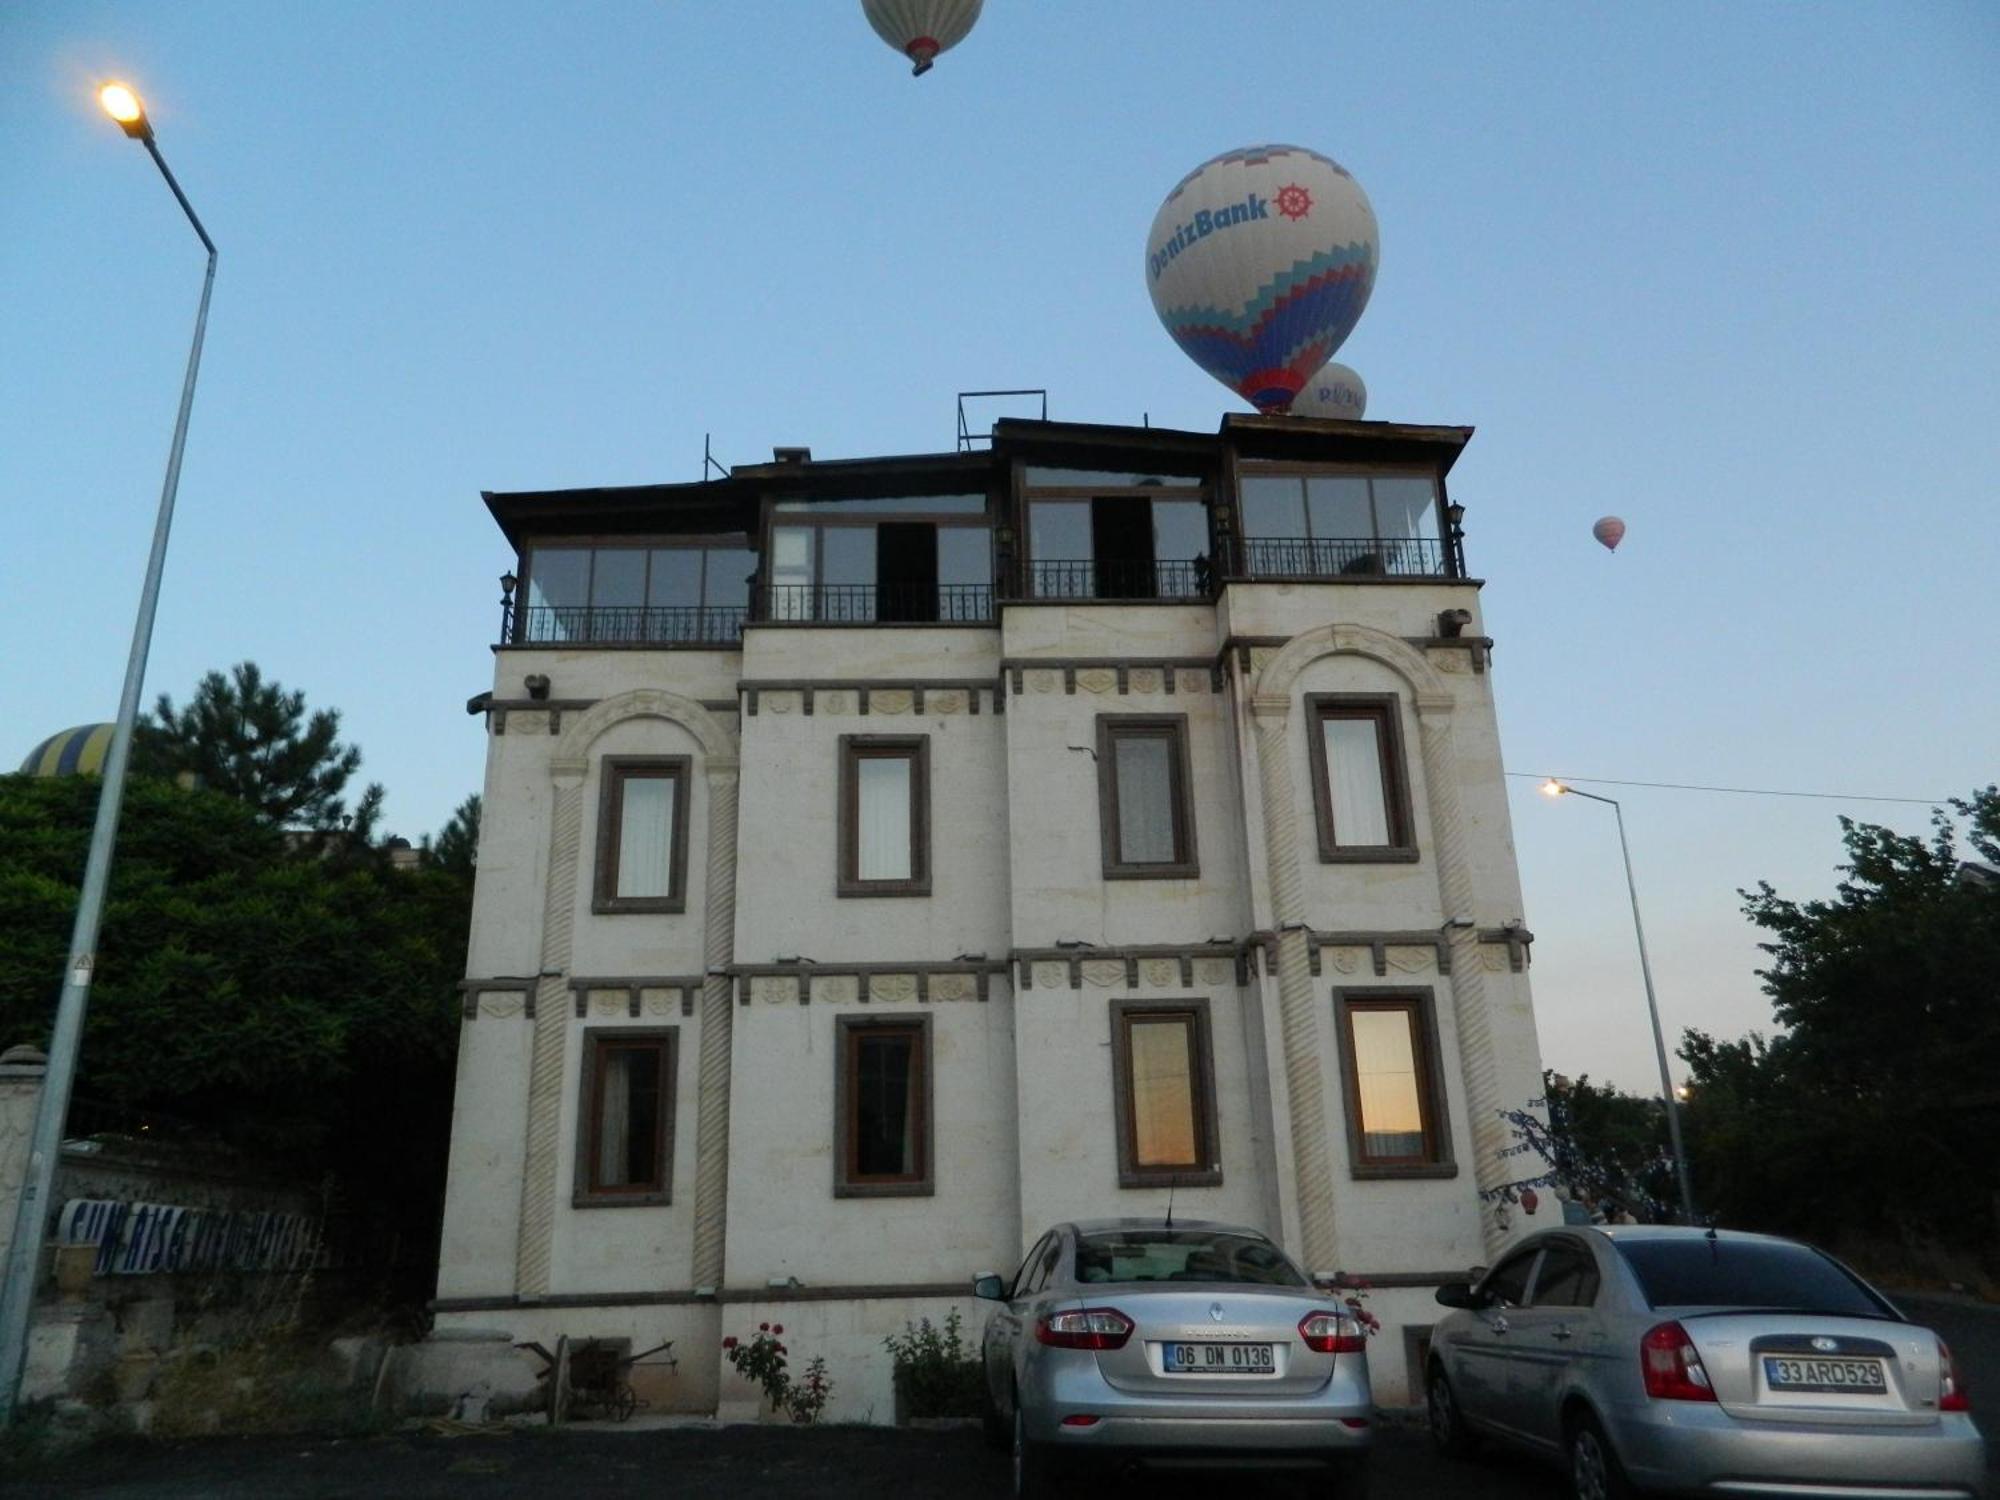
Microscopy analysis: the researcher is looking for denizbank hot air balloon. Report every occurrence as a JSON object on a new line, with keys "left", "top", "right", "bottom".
{"left": 1290, "top": 361, "right": 1367, "bottom": 420}
{"left": 861, "top": 0, "right": 983, "bottom": 76}
{"left": 1146, "top": 144, "right": 1379, "bottom": 412}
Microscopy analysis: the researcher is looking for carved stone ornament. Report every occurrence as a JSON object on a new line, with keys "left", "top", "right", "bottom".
{"left": 1196, "top": 957, "right": 1234, "bottom": 987}
{"left": 932, "top": 690, "right": 963, "bottom": 715}
{"left": 1076, "top": 668, "right": 1116, "bottom": 695}
{"left": 1028, "top": 670, "right": 1058, "bottom": 694}
{"left": 641, "top": 987, "right": 677, "bottom": 1016}
{"left": 871, "top": 690, "right": 913, "bottom": 716}
{"left": 764, "top": 691, "right": 798, "bottom": 715}
{"left": 1128, "top": 667, "right": 1163, "bottom": 696}
{"left": 819, "top": 692, "right": 851, "bottom": 716}
{"left": 1386, "top": 947, "right": 1435, "bottom": 974}
{"left": 1141, "top": 958, "right": 1179, "bottom": 989}
{"left": 1432, "top": 651, "right": 1468, "bottom": 675}
{"left": 814, "top": 974, "right": 860, "bottom": 1005}
{"left": 588, "top": 989, "right": 624, "bottom": 1017}
{"left": 1178, "top": 670, "right": 1208, "bottom": 695}
{"left": 509, "top": 711, "right": 547, "bottom": 736}
{"left": 753, "top": 975, "right": 801, "bottom": 1005}
{"left": 480, "top": 994, "right": 525, "bottom": 1019}
{"left": 1331, "top": 949, "right": 1364, "bottom": 975}
{"left": 1077, "top": 959, "right": 1121, "bottom": 988}
{"left": 869, "top": 972, "right": 918, "bottom": 1004}
{"left": 931, "top": 973, "right": 975, "bottom": 1003}
{"left": 1034, "top": 961, "right": 1069, "bottom": 991}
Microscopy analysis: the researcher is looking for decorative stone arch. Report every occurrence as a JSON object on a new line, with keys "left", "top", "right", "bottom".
{"left": 550, "top": 688, "right": 737, "bottom": 779}
{"left": 1250, "top": 622, "right": 1450, "bottom": 716}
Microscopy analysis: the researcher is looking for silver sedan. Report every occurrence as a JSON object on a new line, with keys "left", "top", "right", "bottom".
{"left": 1425, "top": 1225, "right": 1987, "bottom": 1498}
{"left": 974, "top": 1217, "right": 1374, "bottom": 1498}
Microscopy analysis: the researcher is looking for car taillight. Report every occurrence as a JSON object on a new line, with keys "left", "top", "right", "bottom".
{"left": 1036, "top": 1308, "right": 1134, "bottom": 1351}
{"left": 1940, "top": 1339, "right": 1970, "bottom": 1413}
{"left": 1640, "top": 1321, "right": 1717, "bottom": 1402}
{"left": 1298, "top": 1309, "right": 1368, "bottom": 1354}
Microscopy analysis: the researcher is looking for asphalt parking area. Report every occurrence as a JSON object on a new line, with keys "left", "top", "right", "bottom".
{"left": 5, "top": 1422, "right": 1560, "bottom": 1499}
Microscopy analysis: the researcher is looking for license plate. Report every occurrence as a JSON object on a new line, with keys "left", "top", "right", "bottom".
{"left": 1161, "top": 1342, "right": 1276, "bottom": 1374}
{"left": 1763, "top": 1356, "right": 1886, "bottom": 1393}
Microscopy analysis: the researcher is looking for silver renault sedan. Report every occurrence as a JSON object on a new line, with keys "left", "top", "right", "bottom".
{"left": 1425, "top": 1225, "right": 1986, "bottom": 1499}
{"left": 974, "top": 1218, "right": 1373, "bottom": 1498}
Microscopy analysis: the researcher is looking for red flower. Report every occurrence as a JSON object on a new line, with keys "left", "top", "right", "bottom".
{"left": 759, "top": 1322, "right": 770, "bottom": 1332}
{"left": 722, "top": 1336, "right": 738, "bottom": 1350}
{"left": 777, "top": 1344, "right": 787, "bottom": 1355}
{"left": 772, "top": 1324, "right": 784, "bottom": 1335}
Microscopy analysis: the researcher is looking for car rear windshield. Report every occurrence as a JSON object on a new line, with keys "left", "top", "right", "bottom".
{"left": 1075, "top": 1230, "right": 1308, "bottom": 1287}
{"left": 1614, "top": 1239, "right": 1893, "bottom": 1318}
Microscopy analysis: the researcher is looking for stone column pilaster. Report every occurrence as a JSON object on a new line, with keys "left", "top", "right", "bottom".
{"left": 688, "top": 760, "right": 740, "bottom": 1291}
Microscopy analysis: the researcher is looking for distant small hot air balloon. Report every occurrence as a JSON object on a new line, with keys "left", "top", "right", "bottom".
{"left": 1146, "top": 144, "right": 1379, "bottom": 412}
{"left": 861, "top": 0, "right": 983, "bottom": 76}
{"left": 1290, "top": 361, "right": 1367, "bottom": 420}
{"left": 1593, "top": 516, "right": 1626, "bottom": 552}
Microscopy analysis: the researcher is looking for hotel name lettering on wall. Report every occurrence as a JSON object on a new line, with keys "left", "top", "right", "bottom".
{"left": 57, "top": 1199, "right": 320, "bottom": 1277}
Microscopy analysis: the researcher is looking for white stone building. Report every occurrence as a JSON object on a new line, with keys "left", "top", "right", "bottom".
{"left": 434, "top": 414, "right": 1551, "bottom": 1422}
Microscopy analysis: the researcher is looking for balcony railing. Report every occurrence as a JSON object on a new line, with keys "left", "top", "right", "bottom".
{"left": 508, "top": 603, "right": 748, "bottom": 645}
{"left": 1026, "top": 558, "right": 1211, "bottom": 601}
{"left": 1231, "top": 535, "right": 1451, "bottom": 579}
{"left": 755, "top": 582, "right": 994, "bottom": 624}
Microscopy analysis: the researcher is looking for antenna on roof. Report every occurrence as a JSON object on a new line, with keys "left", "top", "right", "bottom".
{"left": 956, "top": 388, "right": 1048, "bottom": 452}
{"left": 1164, "top": 1179, "right": 1175, "bottom": 1231}
{"left": 702, "top": 433, "right": 730, "bottom": 483}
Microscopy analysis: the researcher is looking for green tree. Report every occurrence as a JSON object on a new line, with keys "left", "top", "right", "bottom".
{"left": 1697, "top": 787, "right": 2000, "bottom": 1259}
{"left": 424, "top": 793, "right": 480, "bottom": 877}
{"left": 140, "top": 661, "right": 384, "bottom": 838}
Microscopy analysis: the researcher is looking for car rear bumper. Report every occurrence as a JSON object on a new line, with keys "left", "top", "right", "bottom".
{"left": 1607, "top": 1402, "right": 1987, "bottom": 1496}
{"left": 1025, "top": 1357, "right": 1374, "bottom": 1460}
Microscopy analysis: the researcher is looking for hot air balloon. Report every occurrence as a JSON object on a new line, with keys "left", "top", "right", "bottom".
{"left": 1290, "top": 361, "right": 1367, "bottom": 420}
{"left": 1146, "top": 144, "right": 1379, "bottom": 412}
{"left": 861, "top": 0, "right": 983, "bottom": 76}
{"left": 1593, "top": 516, "right": 1626, "bottom": 552}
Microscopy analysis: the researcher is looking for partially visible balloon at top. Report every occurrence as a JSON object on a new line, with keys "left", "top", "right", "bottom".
{"left": 1290, "top": 362, "right": 1367, "bottom": 420}
{"left": 1146, "top": 145, "right": 1379, "bottom": 413}
{"left": 1593, "top": 516, "right": 1626, "bottom": 552}
{"left": 861, "top": 0, "right": 984, "bottom": 75}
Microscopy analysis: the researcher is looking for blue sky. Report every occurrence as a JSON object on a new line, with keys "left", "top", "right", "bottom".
{"left": 4, "top": 2, "right": 1995, "bottom": 1093}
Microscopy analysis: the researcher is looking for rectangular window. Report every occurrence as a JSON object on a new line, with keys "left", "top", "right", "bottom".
{"left": 1110, "top": 1002, "right": 1221, "bottom": 1188}
{"left": 1234, "top": 467, "right": 1444, "bottom": 578}
{"left": 1333, "top": 989, "right": 1454, "bottom": 1178}
{"left": 575, "top": 1028, "right": 676, "bottom": 1206}
{"left": 594, "top": 757, "right": 691, "bottom": 913}
{"left": 519, "top": 541, "right": 753, "bottom": 643}
{"left": 835, "top": 1016, "right": 933, "bottom": 1197}
{"left": 1097, "top": 716, "right": 1198, "bottom": 878}
{"left": 1306, "top": 695, "right": 1416, "bottom": 863}
{"left": 839, "top": 736, "right": 930, "bottom": 896}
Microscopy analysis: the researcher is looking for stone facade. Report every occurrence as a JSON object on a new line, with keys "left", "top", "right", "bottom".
{"left": 434, "top": 416, "right": 1552, "bottom": 1421}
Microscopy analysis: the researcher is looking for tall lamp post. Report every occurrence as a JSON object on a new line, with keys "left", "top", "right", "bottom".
{"left": 1541, "top": 778, "right": 1699, "bottom": 1225}
{"left": 0, "top": 82, "right": 217, "bottom": 1421}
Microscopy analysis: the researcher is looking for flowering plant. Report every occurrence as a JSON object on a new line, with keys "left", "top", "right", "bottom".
{"left": 1328, "top": 1273, "right": 1382, "bottom": 1337}
{"left": 785, "top": 1355, "right": 833, "bottom": 1425}
{"left": 723, "top": 1322, "right": 791, "bottom": 1409}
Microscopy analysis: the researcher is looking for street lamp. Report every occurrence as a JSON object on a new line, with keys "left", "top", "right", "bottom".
{"left": 0, "top": 81, "right": 218, "bottom": 1422}
{"left": 1540, "top": 778, "right": 1699, "bottom": 1225}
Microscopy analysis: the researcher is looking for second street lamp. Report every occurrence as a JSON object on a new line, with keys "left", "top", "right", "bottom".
{"left": 1541, "top": 778, "right": 1699, "bottom": 1225}
{"left": 0, "top": 80, "right": 218, "bottom": 1423}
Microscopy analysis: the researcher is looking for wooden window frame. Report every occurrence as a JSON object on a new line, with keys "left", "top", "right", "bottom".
{"left": 1096, "top": 715, "right": 1200, "bottom": 879}
{"left": 837, "top": 735, "right": 932, "bottom": 897}
{"left": 834, "top": 1014, "right": 934, "bottom": 1198}
{"left": 573, "top": 1026, "right": 677, "bottom": 1208}
{"left": 593, "top": 756, "right": 692, "bottom": 913}
{"left": 1305, "top": 694, "right": 1418, "bottom": 864}
{"left": 1332, "top": 986, "right": 1456, "bottom": 1180}
{"left": 1108, "top": 999, "right": 1223, "bottom": 1189}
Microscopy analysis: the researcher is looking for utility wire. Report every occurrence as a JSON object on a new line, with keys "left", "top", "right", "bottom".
{"left": 1507, "top": 772, "right": 1947, "bottom": 806}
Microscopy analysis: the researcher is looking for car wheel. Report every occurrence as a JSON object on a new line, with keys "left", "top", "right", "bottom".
{"left": 1566, "top": 1411, "right": 1633, "bottom": 1500}
{"left": 1012, "top": 1396, "right": 1057, "bottom": 1499}
{"left": 1426, "top": 1367, "right": 1479, "bottom": 1459}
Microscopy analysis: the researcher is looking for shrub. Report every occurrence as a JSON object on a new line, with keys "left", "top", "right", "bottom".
{"left": 882, "top": 1310, "right": 984, "bottom": 1420}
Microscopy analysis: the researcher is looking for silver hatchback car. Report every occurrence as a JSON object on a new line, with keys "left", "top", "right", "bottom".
{"left": 975, "top": 1218, "right": 1373, "bottom": 1498}
{"left": 1426, "top": 1225, "right": 1986, "bottom": 1498}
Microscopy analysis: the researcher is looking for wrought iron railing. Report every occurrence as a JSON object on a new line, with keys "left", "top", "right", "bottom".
{"left": 755, "top": 582, "right": 994, "bottom": 624}
{"left": 1026, "top": 558, "right": 1210, "bottom": 601}
{"left": 1231, "top": 535, "right": 1451, "bottom": 579}
{"left": 507, "top": 603, "right": 749, "bottom": 645}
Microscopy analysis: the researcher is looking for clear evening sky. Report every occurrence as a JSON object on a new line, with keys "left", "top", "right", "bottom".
{"left": 4, "top": 3, "right": 1994, "bottom": 1095}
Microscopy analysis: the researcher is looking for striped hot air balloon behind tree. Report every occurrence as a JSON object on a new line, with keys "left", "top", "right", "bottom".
{"left": 18, "top": 723, "right": 115, "bottom": 777}
{"left": 1145, "top": 145, "right": 1379, "bottom": 413}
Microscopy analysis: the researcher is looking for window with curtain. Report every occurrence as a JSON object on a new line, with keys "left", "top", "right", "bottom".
{"left": 1335, "top": 991, "right": 1451, "bottom": 1176}
{"left": 594, "top": 758, "right": 691, "bottom": 912}
{"left": 1306, "top": 696, "right": 1415, "bottom": 862}
{"left": 1111, "top": 1004, "right": 1221, "bottom": 1188}
{"left": 1234, "top": 467, "right": 1444, "bottom": 578}
{"left": 576, "top": 1029, "right": 675, "bottom": 1205}
{"left": 1097, "top": 717, "right": 1197, "bottom": 877}
{"left": 839, "top": 737, "right": 930, "bottom": 896}
{"left": 836, "top": 1018, "right": 932, "bottom": 1195}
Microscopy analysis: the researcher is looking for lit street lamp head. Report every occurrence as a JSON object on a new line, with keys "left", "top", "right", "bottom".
{"left": 1541, "top": 778, "right": 1568, "bottom": 797}
{"left": 99, "top": 81, "right": 152, "bottom": 140}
